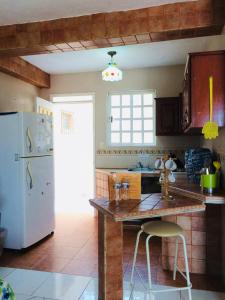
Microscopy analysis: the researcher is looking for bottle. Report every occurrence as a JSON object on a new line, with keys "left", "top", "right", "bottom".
{"left": 114, "top": 183, "right": 121, "bottom": 201}
{"left": 112, "top": 174, "right": 121, "bottom": 201}
{"left": 121, "top": 182, "right": 129, "bottom": 200}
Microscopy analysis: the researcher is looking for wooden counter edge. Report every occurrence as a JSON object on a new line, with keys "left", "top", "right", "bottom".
{"left": 89, "top": 199, "right": 115, "bottom": 219}
{"left": 168, "top": 185, "right": 225, "bottom": 204}
{"left": 89, "top": 198, "right": 205, "bottom": 222}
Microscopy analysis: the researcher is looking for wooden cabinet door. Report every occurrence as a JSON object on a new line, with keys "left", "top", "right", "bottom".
{"left": 191, "top": 53, "right": 225, "bottom": 127}
{"left": 182, "top": 62, "right": 191, "bottom": 131}
{"left": 156, "top": 97, "right": 181, "bottom": 135}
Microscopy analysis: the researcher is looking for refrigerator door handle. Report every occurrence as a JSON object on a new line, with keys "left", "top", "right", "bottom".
{"left": 26, "top": 128, "right": 33, "bottom": 153}
{"left": 26, "top": 162, "right": 33, "bottom": 189}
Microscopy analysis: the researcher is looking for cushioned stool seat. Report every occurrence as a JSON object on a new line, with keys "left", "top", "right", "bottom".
{"left": 141, "top": 220, "right": 183, "bottom": 237}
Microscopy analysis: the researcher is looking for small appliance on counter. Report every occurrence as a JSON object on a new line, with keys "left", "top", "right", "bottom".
{"left": 185, "top": 148, "right": 212, "bottom": 184}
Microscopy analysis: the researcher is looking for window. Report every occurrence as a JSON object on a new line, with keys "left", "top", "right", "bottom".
{"left": 61, "top": 111, "right": 74, "bottom": 135}
{"left": 108, "top": 91, "right": 156, "bottom": 146}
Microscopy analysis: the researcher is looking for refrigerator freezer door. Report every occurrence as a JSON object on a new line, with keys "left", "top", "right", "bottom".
{"left": 21, "top": 156, "right": 55, "bottom": 248}
{"left": 20, "top": 112, "right": 53, "bottom": 157}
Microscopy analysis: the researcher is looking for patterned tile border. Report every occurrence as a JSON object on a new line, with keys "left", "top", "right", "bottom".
{"left": 96, "top": 148, "right": 185, "bottom": 156}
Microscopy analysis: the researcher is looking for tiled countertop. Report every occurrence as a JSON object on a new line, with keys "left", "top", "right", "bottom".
{"left": 96, "top": 168, "right": 161, "bottom": 177}
{"left": 169, "top": 181, "right": 225, "bottom": 204}
{"left": 89, "top": 193, "right": 205, "bottom": 221}
{"left": 96, "top": 168, "right": 186, "bottom": 177}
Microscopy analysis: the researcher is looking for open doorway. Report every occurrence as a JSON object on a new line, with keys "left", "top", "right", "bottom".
{"left": 52, "top": 94, "right": 95, "bottom": 214}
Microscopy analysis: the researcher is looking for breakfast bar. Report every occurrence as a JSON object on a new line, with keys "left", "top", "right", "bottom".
{"left": 89, "top": 194, "right": 205, "bottom": 300}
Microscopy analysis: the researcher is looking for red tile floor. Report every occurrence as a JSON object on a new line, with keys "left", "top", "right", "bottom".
{"left": 0, "top": 214, "right": 224, "bottom": 292}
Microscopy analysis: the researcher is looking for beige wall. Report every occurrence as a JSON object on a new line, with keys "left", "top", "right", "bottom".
{"left": 0, "top": 72, "right": 40, "bottom": 112}
{"left": 40, "top": 65, "right": 202, "bottom": 168}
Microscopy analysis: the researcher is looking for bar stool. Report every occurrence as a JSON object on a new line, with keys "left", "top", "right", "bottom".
{"left": 130, "top": 220, "right": 192, "bottom": 300}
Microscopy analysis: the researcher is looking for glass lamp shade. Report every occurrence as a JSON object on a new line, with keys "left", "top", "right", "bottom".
{"left": 102, "top": 63, "right": 122, "bottom": 82}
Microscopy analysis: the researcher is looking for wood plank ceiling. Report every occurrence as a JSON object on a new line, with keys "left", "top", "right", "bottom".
{"left": 0, "top": 0, "right": 224, "bottom": 88}
{"left": 0, "top": 0, "right": 224, "bottom": 57}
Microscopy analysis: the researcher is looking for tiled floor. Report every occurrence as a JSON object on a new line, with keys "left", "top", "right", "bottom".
{"left": 0, "top": 214, "right": 224, "bottom": 293}
{"left": 0, "top": 267, "right": 224, "bottom": 300}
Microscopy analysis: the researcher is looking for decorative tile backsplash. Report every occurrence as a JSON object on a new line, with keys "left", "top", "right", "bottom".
{"left": 96, "top": 148, "right": 185, "bottom": 156}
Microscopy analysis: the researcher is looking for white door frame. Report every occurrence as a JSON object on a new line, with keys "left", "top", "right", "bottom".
{"left": 51, "top": 93, "right": 96, "bottom": 203}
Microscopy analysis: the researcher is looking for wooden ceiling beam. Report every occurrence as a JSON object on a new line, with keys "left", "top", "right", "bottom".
{"left": 0, "top": 57, "right": 50, "bottom": 88}
{"left": 0, "top": 0, "right": 224, "bottom": 57}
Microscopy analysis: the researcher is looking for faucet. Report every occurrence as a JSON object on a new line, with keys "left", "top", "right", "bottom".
{"left": 137, "top": 162, "right": 144, "bottom": 169}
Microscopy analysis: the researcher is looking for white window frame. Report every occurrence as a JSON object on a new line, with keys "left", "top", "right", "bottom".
{"left": 107, "top": 90, "right": 156, "bottom": 147}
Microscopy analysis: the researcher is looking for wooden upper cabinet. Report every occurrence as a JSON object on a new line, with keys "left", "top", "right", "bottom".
{"left": 182, "top": 51, "right": 225, "bottom": 132}
{"left": 155, "top": 97, "right": 181, "bottom": 136}
{"left": 182, "top": 59, "right": 191, "bottom": 131}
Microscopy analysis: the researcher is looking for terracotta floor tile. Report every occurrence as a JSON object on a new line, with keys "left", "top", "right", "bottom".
{"left": 123, "top": 252, "right": 132, "bottom": 263}
{"left": 136, "top": 265, "right": 158, "bottom": 283}
{"left": 156, "top": 269, "right": 184, "bottom": 287}
{"left": 44, "top": 245, "right": 81, "bottom": 259}
{"left": 62, "top": 257, "right": 96, "bottom": 276}
{"left": 0, "top": 213, "right": 223, "bottom": 293}
{"left": 32, "top": 255, "right": 70, "bottom": 273}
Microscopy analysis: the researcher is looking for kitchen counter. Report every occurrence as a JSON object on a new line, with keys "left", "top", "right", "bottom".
{"left": 95, "top": 169, "right": 224, "bottom": 283}
{"left": 96, "top": 168, "right": 225, "bottom": 203}
{"left": 96, "top": 167, "right": 161, "bottom": 177}
{"left": 89, "top": 194, "right": 205, "bottom": 300}
{"left": 90, "top": 193, "right": 205, "bottom": 222}
{"left": 169, "top": 180, "right": 225, "bottom": 204}
{"left": 96, "top": 168, "right": 186, "bottom": 180}
{"left": 167, "top": 180, "right": 224, "bottom": 278}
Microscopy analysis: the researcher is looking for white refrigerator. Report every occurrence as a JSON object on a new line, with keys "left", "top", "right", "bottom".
{"left": 0, "top": 112, "right": 55, "bottom": 249}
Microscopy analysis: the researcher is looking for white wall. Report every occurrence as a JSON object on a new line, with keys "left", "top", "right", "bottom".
{"left": 40, "top": 65, "right": 202, "bottom": 168}
{"left": 0, "top": 72, "right": 40, "bottom": 112}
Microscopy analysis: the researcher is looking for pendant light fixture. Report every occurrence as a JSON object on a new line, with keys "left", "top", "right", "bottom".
{"left": 102, "top": 51, "right": 122, "bottom": 82}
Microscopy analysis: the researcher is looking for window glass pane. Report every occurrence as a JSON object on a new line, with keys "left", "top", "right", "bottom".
{"left": 122, "top": 107, "right": 130, "bottom": 119}
{"left": 122, "top": 120, "right": 131, "bottom": 131}
{"left": 111, "top": 95, "right": 120, "bottom": 106}
{"left": 144, "top": 132, "right": 154, "bottom": 144}
{"left": 133, "top": 132, "right": 142, "bottom": 143}
{"left": 111, "top": 120, "right": 120, "bottom": 131}
{"left": 144, "top": 94, "right": 153, "bottom": 105}
{"left": 111, "top": 132, "right": 120, "bottom": 143}
{"left": 133, "top": 94, "right": 142, "bottom": 106}
{"left": 133, "top": 120, "right": 142, "bottom": 131}
{"left": 122, "top": 95, "right": 130, "bottom": 106}
{"left": 133, "top": 107, "right": 142, "bottom": 118}
{"left": 144, "top": 119, "right": 153, "bottom": 131}
{"left": 111, "top": 107, "right": 120, "bottom": 119}
{"left": 144, "top": 107, "right": 153, "bottom": 118}
{"left": 122, "top": 132, "right": 131, "bottom": 143}
{"left": 109, "top": 92, "right": 155, "bottom": 146}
